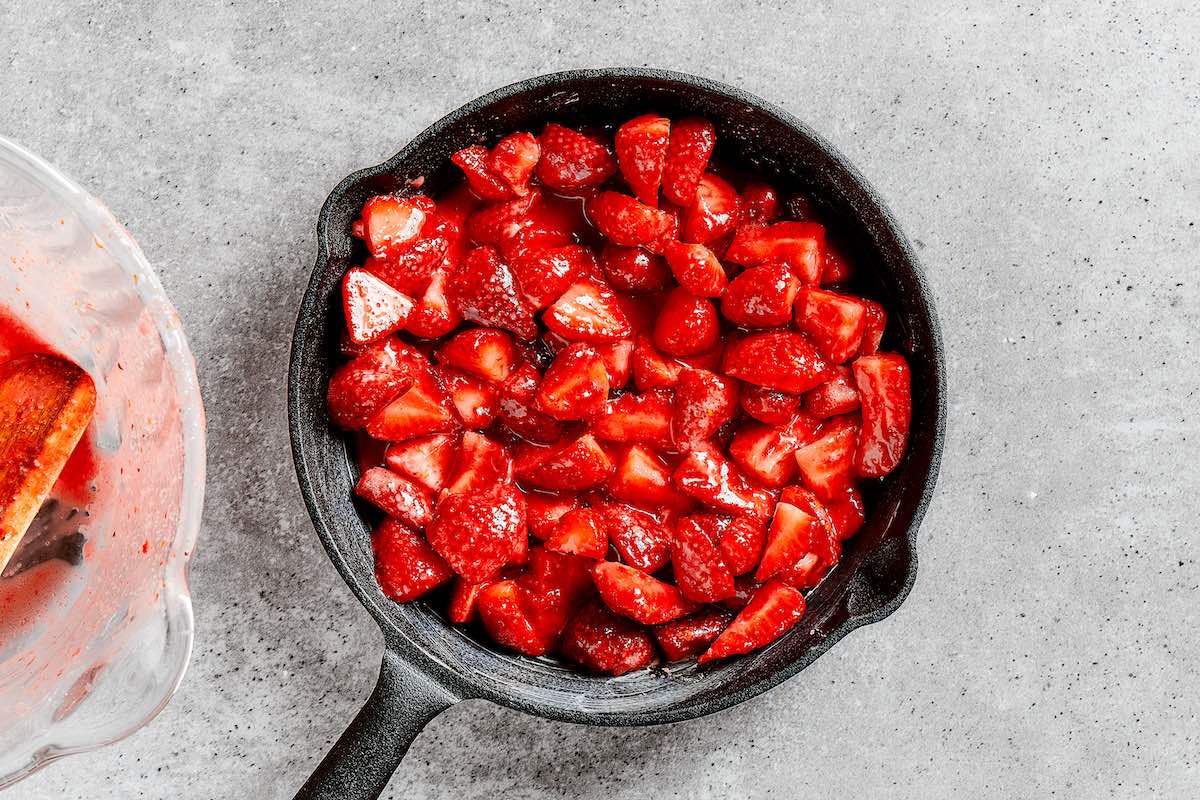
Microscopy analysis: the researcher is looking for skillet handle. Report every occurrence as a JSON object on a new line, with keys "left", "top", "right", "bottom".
{"left": 294, "top": 647, "right": 458, "bottom": 800}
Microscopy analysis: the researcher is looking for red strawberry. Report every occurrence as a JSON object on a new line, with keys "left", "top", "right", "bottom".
{"left": 496, "top": 361, "right": 565, "bottom": 443}
{"left": 739, "top": 384, "right": 803, "bottom": 425}
{"left": 451, "top": 144, "right": 513, "bottom": 200}
{"left": 672, "top": 515, "right": 735, "bottom": 603}
{"left": 466, "top": 191, "right": 539, "bottom": 248}
{"left": 673, "top": 446, "right": 775, "bottom": 518}
{"left": 595, "top": 338, "right": 634, "bottom": 389}
{"left": 600, "top": 243, "right": 672, "bottom": 293}
{"left": 662, "top": 117, "right": 715, "bottom": 206}
{"left": 545, "top": 508, "right": 608, "bottom": 559}
{"left": 729, "top": 411, "right": 821, "bottom": 487}
{"left": 489, "top": 131, "right": 540, "bottom": 197}
{"left": 500, "top": 227, "right": 574, "bottom": 264}
{"left": 372, "top": 519, "right": 453, "bottom": 602}
{"left": 365, "top": 235, "right": 448, "bottom": 297}
{"left": 354, "top": 467, "right": 434, "bottom": 529}
{"left": 342, "top": 268, "right": 414, "bottom": 345}
{"left": 428, "top": 482, "right": 527, "bottom": 582}
{"left": 725, "top": 222, "right": 825, "bottom": 284}
{"left": 720, "top": 575, "right": 761, "bottom": 611}
{"left": 326, "top": 338, "right": 415, "bottom": 429}
{"left": 794, "top": 287, "right": 867, "bottom": 364}
{"left": 663, "top": 241, "right": 728, "bottom": 297}
{"left": 535, "top": 343, "right": 610, "bottom": 420}
{"left": 720, "top": 263, "right": 799, "bottom": 327}
{"left": 360, "top": 194, "right": 433, "bottom": 257}
{"left": 827, "top": 486, "right": 866, "bottom": 540}
{"left": 513, "top": 433, "right": 614, "bottom": 491}
{"left": 405, "top": 267, "right": 462, "bottom": 339}
{"left": 644, "top": 202, "right": 682, "bottom": 254}
{"left": 675, "top": 341, "right": 724, "bottom": 372}
{"left": 447, "top": 577, "right": 491, "bottom": 624}
{"left": 384, "top": 432, "right": 459, "bottom": 493}
{"left": 804, "top": 366, "right": 861, "bottom": 418}
{"left": 778, "top": 485, "right": 840, "bottom": 568}
{"left": 852, "top": 353, "right": 911, "bottom": 478}
{"left": 447, "top": 246, "right": 537, "bottom": 339}
{"left": 517, "top": 547, "right": 595, "bottom": 640}
{"left": 561, "top": 600, "right": 657, "bottom": 675}
{"left": 681, "top": 173, "right": 740, "bottom": 244}
{"left": 698, "top": 579, "right": 805, "bottom": 663}
{"left": 435, "top": 327, "right": 516, "bottom": 383}
{"left": 672, "top": 368, "right": 739, "bottom": 452}
{"left": 366, "top": 368, "right": 459, "bottom": 441}
{"left": 740, "top": 182, "right": 780, "bottom": 225}
{"left": 592, "top": 500, "right": 673, "bottom": 573}
{"left": 592, "top": 389, "right": 674, "bottom": 449}
{"left": 592, "top": 561, "right": 697, "bottom": 625}
{"left": 821, "top": 241, "right": 853, "bottom": 284}
{"left": 525, "top": 491, "right": 580, "bottom": 540}
{"left": 536, "top": 123, "right": 616, "bottom": 192}
{"left": 442, "top": 430, "right": 512, "bottom": 495}
{"left": 711, "top": 514, "right": 767, "bottom": 576}
{"left": 756, "top": 501, "right": 821, "bottom": 582}
{"left": 477, "top": 579, "right": 555, "bottom": 656}
{"left": 544, "top": 280, "right": 634, "bottom": 343}
{"left": 652, "top": 287, "right": 719, "bottom": 357}
{"left": 857, "top": 299, "right": 887, "bottom": 356}
{"left": 633, "top": 334, "right": 684, "bottom": 390}
{"left": 509, "top": 245, "right": 597, "bottom": 309}
{"left": 615, "top": 114, "right": 670, "bottom": 206}
{"left": 587, "top": 191, "right": 674, "bottom": 247}
{"left": 720, "top": 330, "right": 832, "bottom": 393}
{"left": 653, "top": 607, "right": 733, "bottom": 660}
{"left": 608, "top": 444, "right": 691, "bottom": 510}
{"left": 435, "top": 366, "right": 497, "bottom": 429}
{"left": 792, "top": 416, "right": 859, "bottom": 501}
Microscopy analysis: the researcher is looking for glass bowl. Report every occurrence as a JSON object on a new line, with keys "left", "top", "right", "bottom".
{"left": 0, "top": 136, "right": 206, "bottom": 788}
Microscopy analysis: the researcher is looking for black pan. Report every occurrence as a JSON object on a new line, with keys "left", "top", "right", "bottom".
{"left": 287, "top": 68, "right": 946, "bottom": 800}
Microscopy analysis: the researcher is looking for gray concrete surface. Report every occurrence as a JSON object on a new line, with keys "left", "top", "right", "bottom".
{"left": 4, "top": 0, "right": 1199, "bottom": 797}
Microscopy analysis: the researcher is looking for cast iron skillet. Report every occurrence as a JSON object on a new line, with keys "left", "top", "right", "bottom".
{"left": 288, "top": 68, "right": 946, "bottom": 800}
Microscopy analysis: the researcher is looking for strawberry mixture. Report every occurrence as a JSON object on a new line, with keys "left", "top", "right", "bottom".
{"left": 327, "top": 114, "right": 912, "bottom": 674}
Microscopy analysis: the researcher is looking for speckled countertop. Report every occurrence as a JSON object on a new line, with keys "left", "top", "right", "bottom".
{"left": 4, "top": 1, "right": 1199, "bottom": 797}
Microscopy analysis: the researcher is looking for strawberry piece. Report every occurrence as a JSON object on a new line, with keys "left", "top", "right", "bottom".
{"left": 653, "top": 287, "right": 719, "bottom": 356}
{"left": 451, "top": 145, "right": 513, "bottom": 200}
{"left": 525, "top": 491, "right": 580, "bottom": 540}
{"left": 675, "top": 341, "right": 724, "bottom": 372}
{"left": 725, "top": 222, "right": 825, "bottom": 284}
{"left": 545, "top": 508, "right": 608, "bottom": 559}
{"left": 535, "top": 343, "right": 610, "bottom": 420}
{"left": 720, "top": 263, "right": 799, "bottom": 327}
{"left": 500, "top": 227, "right": 574, "bottom": 264}
{"left": 662, "top": 117, "right": 715, "bottom": 206}
{"left": 466, "top": 191, "right": 539, "bottom": 248}
{"left": 447, "top": 577, "right": 491, "bottom": 624}
{"left": 632, "top": 334, "right": 683, "bottom": 390}
{"left": 740, "top": 182, "right": 780, "bottom": 225}
{"left": 326, "top": 338, "right": 415, "bottom": 429}
{"left": 673, "top": 446, "right": 775, "bottom": 518}
{"left": 804, "top": 366, "right": 861, "bottom": 418}
{"left": 405, "top": 267, "right": 462, "bottom": 339}
{"left": 592, "top": 561, "right": 697, "bottom": 625}
{"left": 544, "top": 280, "right": 634, "bottom": 344}
{"left": 360, "top": 194, "right": 433, "bottom": 257}
{"left": 428, "top": 482, "right": 527, "bottom": 582}
{"left": 372, "top": 519, "right": 453, "bottom": 602}
{"left": 600, "top": 243, "right": 672, "bottom": 294}
{"left": 518, "top": 547, "right": 595, "bottom": 640}
{"left": 587, "top": 191, "right": 675, "bottom": 247}
{"left": 826, "top": 486, "right": 866, "bottom": 540}
{"left": 720, "top": 575, "right": 761, "bottom": 611}
{"left": 653, "top": 607, "right": 733, "bottom": 661}
{"left": 354, "top": 467, "right": 434, "bottom": 529}
{"left": 720, "top": 330, "right": 832, "bottom": 393}
{"left": 442, "top": 431, "right": 512, "bottom": 496}
{"left": 794, "top": 287, "right": 868, "bottom": 364}
{"left": 778, "top": 485, "right": 840, "bottom": 568}
{"left": 509, "top": 244, "right": 597, "bottom": 309}
{"left": 739, "top": 384, "right": 803, "bottom": 425}
{"left": 853, "top": 353, "right": 911, "bottom": 478}
{"left": 672, "top": 368, "right": 739, "bottom": 452}
{"left": 592, "top": 500, "right": 673, "bottom": 573}
{"left": 857, "top": 299, "right": 887, "bottom": 356}
{"left": 710, "top": 514, "right": 767, "bottom": 576}
{"left": 644, "top": 202, "right": 682, "bottom": 255}
{"left": 608, "top": 444, "right": 691, "bottom": 510}
{"left": 756, "top": 501, "right": 821, "bottom": 582}
{"left": 561, "top": 600, "right": 656, "bottom": 675}
{"left": 477, "top": 579, "right": 555, "bottom": 655}
{"left": 615, "top": 114, "right": 670, "bottom": 206}
{"left": 698, "top": 579, "right": 805, "bottom": 663}
{"left": 496, "top": 361, "right": 565, "bottom": 443}
{"left": 342, "top": 268, "right": 414, "bottom": 345}
{"left": 592, "top": 389, "right": 674, "bottom": 449}
{"left": 435, "top": 366, "right": 497, "bottom": 429}
{"left": 672, "top": 515, "right": 735, "bottom": 603}
{"left": 792, "top": 417, "right": 860, "bottom": 501}
{"left": 366, "top": 368, "right": 459, "bottom": 441}
{"left": 821, "top": 241, "right": 853, "bottom": 284}
{"left": 513, "top": 433, "right": 614, "bottom": 491}
{"left": 729, "top": 411, "right": 821, "bottom": 487}
{"left": 489, "top": 132, "right": 540, "bottom": 197}
{"left": 384, "top": 432, "right": 459, "bottom": 493}
{"left": 663, "top": 241, "right": 728, "bottom": 297}
{"left": 435, "top": 327, "right": 516, "bottom": 383}
{"left": 365, "top": 235, "right": 448, "bottom": 297}
{"left": 681, "top": 173, "right": 740, "bottom": 244}
{"left": 595, "top": 338, "right": 634, "bottom": 389}
{"left": 447, "top": 246, "right": 537, "bottom": 339}
{"left": 536, "top": 123, "right": 616, "bottom": 192}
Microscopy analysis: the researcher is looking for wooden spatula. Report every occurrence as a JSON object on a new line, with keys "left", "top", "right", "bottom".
{"left": 0, "top": 354, "right": 96, "bottom": 575}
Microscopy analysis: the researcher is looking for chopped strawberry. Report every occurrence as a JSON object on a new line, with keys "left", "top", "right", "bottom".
{"left": 544, "top": 280, "right": 634, "bottom": 343}
{"left": 755, "top": 502, "right": 820, "bottom": 582}
{"left": 720, "top": 575, "right": 761, "bottom": 611}
{"left": 372, "top": 519, "right": 453, "bottom": 602}
{"left": 509, "top": 244, "right": 597, "bottom": 309}
{"left": 857, "top": 299, "right": 887, "bottom": 356}
{"left": 442, "top": 431, "right": 512, "bottom": 495}
{"left": 360, "top": 194, "right": 433, "bottom": 257}
{"left": 632, "top": 333, "right": 684, "bottom": 391}
{"left": 852, "top": 353, "right": 911, "bottom": 478}
{"left": 673, "top": 446, "right": 775, "bottom": 518}
{"left": 720, "top": 263, "right": 799, "bottom": 327}
{"left": 561, "top": 600, "right": 657, "bottom": 675}
{"left": 591, "top": 500, "right": 673, "bottom": 573}
{"left": 592, "top": 561, "right": 697, "bottom": 625}
{"left": 536, "top": 123, "right": 616, "bottom": 192}
{"left": 672, "top": 368, "right": 739, "bottom": 452}
{"left": 435, "top": 327, "right": 516, "bottom": 383}
{"left": 600, "top": 243, "right": 672, "bottom": 293}
{"left": 698, "top": 579, "right": 805, "bottom": 663}
{"left": 675, "top": 341, "right": 724, "bottom": 372}
{"left": 729, "top": 411, "right": 821, "bottom": 487}
{"left": 681, "top": 173, "right": 740, "bottom": 244}
{"left": 428, "top": 482, "right": 527, "bottom": 582}
{"left": 366, "top": 368, "right": 459, "bottom": 442}
{"left": 435, "top": 366, "right": 497, "bottom": 429}
{"left": 792, "top": 417, "right": 860, "bottom": 501}
{"left": 720, "top": 330, "right": 832, "bottom": 393}
{"left": 794, "top": 287, "right": 867, "bottom": 364}
{"left": 489, "top": 131, "right": 540, "bottom": 197}
{"left": 662, "top": 117, "right": 715, "bottom": 206}
{"left": 545, "top": 508, "right": 608, "bottom": 559}
{"left": 595, "top": 338, "right": 634, "bottom": 389}
{"left": 535, "top": 343, "right": 610, "bottom": 420}
{"left": 384, "top": 432, "right": 459, "bottom": 493}
{"left": 525, "top": 491, "right": 580, "bottom": 540}
{"left": 821, "top": 241, "right": 853, "bottom": 284}
{"left": 709, "top": 514, "right": 767, "bottom": 576}
{"left": 653, "top": 287, "right": 719, "bottom": 356}
{"left": 615, "top": 114, "right": 670, "bottom": 205}
{"left": 672, "top": 515, "right": 735, "bottom": 603}
{"left": 354, "top": 467, "right": 434, "bottom": 529}
{"left": 778, "top": 485, "right": 840, "bottom": 568}
{"left": 405, "top": 267, "right": 462, "bottom": 339}
{"left": 447, "top": 577, "right": 491, "bottom": 624}
{"left": 447, "top": 246, "right": 537, "bottom": 339}
{"left": 804, "top": 365, "right": 861, "bottom": 418}
{"left": 663, "top": 241, "right": 728, "bottom": 297}
{"left": 608, "top": 444, "right": 691, "bottom": 510}
{"left": 644, "top": 202, "right": 682, "bottom": 255}
{"left": 725, "top": 222, "right": 825, "bottom": 284}
{"left": 326, "top": 338, "right": 415, "bottom": 429}
{"left": 451, "top": 145, "right": 513, "bottom": 200}
{"left": 739, "top": 384, "right": 803, "bottom": 425}
{"left": 653, "top": 607, "right": 733, "bottom": 660}
{"left": 592, "top": 389, "right": 674, "bottom": 449}
{"left": 826, "top": 486, "right": 866, "bottom": 540}
{"left": 466, "top": 191, "right": 540, "bottom": 248}
{"left": 587, "top": 191, "right": 675, "bottom": 247}
{"left": 477, "top": 579, "right": 555, "bottom": 656}
{"left": 496, "top": 361, "right": 565, "bottom": 444}
{"left": 740, "top": 182, "right": 780, "bottom": 224}
{"left": 366, "top": 235, "right": 448, "bottom": 297}
{"left": 341, "top": 268, "right": 414, "bottom": 345}
{"left": 775, "top": 552, "right": 824, "bottom": 589}
{"left": 518, "top": 547, "right": 595, "bottom": 640}
{"left": 513, "top": 433, "right": 614, "bottom": 491}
